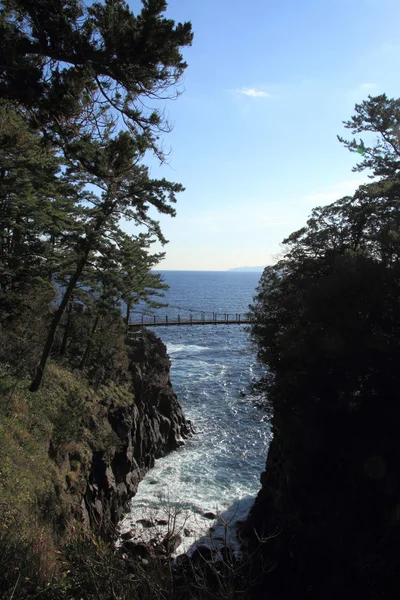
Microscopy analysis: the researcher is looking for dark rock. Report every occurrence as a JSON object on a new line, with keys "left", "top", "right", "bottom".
{"left": 136, "top": 518, "right": 154, "bottom": 528}
{"left": 156, "top": 519, "right": 168, "bottom": 526}
{"left": 186, "top": 419, "right": 196, "bottom": 435}
{"left": 123, "top": 541, "right": 150, "bottom": 559}
{"left": 122, "top": 540, "right": 136, "bottom": 552}
{"left": 203, "top": 511, "right": 217, "bottom": 520}
{"left": 191, "top": 545, "right": 213, "bottom": 562}
{"left": 242, "top": 392, "right": 400, "bottom": 599}
{"left": 120, "top": 530, "right": 134, "bottom": 540}
{"left": 183, "top": 528, "right": 193, "bottom": 537}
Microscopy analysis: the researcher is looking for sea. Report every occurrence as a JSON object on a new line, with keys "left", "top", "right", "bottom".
{"left": 120, "top": 270, "right": 272, "bottom": 555}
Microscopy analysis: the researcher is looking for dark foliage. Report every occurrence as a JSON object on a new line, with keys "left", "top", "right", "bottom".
{"left": 248, "top": 95, "right": 400, "bottom": 598}
{"left": 0, "top": 0, "right": 193, "bottom": 390}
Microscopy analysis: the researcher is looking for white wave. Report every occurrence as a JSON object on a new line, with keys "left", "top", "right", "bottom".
{"left": 119, "top": 491, "right": 257, "bottom": 558}
{"left": 167, "top": 343, "right": 211, "bottom": 354}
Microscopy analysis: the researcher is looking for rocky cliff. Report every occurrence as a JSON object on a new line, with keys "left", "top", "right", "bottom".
{"left": 244, "top": 401, "right": 400, "bottom": 599}
{"left": 50, "top": 329, "right": 192, "bottom": 536}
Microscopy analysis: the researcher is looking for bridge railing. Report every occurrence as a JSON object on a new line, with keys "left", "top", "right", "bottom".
{"left": 128, "top": 312, "right": 253, "bottom": 326}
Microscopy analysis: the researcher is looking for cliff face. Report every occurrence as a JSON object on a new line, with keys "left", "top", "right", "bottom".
{"left": 244, "top": 403, "right": 400, "bottom": 599}
{"left": 52, "top": 329, "right": 192, "bottom": 535}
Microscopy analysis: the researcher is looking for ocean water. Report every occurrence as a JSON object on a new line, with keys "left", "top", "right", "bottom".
{"left": 120, "top": 271, "right": 272, "bottom": 555}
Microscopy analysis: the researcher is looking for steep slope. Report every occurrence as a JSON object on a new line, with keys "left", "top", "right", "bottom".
{"left": 244, "top": 399, "right": 400, "bottom": 599}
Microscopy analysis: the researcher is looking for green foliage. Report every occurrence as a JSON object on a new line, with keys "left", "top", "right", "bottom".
{"left": 338, "top": 93, "right": 400, "bottom": 179}
{"left": 0, "top": 282, "right": 55, "bottom": 376}
{"left": 0, "top": 359, "right": 135, "bottom": 513}
{"left": 0, "top": 358, "right": 139, "bottom": 595}
{"left": 0, "top": 1, "right": 192, "bottom": 390}
{"left": 0, "top": 5, "right": 195, "bottom": 594}
{"left": 0, "top": 102, "right": 81, "bottom": 292}
{"left": 0, "top": 513, "right": 56, "bottom": 600}
{"left": 0, "top": 0, "right": 193, "bottom": 158}
{"left": 251, "top": 251, "right": 400, "bottom": 415}
{"left": 248, "top": 93, "right": 400, "bottom": 599}
{"left": 251, "top": 94, "right": 400, "bottom": 416}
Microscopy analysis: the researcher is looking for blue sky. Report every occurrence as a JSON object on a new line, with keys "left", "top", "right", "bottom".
{"left": 126, "top": 0, "right": 400, "bottom": 270}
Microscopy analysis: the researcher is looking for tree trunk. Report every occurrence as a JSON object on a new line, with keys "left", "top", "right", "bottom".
{"left": 29, "top": 260, "right": 85, "bottom": 391}
{"left": 79, "top": 313, "right": 100, "bottom": 370}
{"left": 125, "top": 302, "right": 131, "bottom": 327}
{"left": 59, "top": 299, "right": 73, "bottom": 356}
{"left": 29, "top": 210, "right": 112, "bottom": 392}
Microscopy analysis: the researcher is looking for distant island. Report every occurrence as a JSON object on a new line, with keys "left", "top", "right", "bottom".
{"left": 228, "top": 266, "right": 266, "bottom": 272}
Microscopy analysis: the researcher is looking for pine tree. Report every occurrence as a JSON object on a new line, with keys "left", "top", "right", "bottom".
{"left": 29, "top": 128, "right": 184, "bottom": 391}
{"left": 0, "top": 102, "right": 82, "bottom": 293}
{"left": 338, "top": 93, "right": 400, "bottom": 179}
{"left": 0, "top": 0, "right": 193, "bottom": 161}
{"left": 0, "top": 1, "right": 192, "bottom": 391}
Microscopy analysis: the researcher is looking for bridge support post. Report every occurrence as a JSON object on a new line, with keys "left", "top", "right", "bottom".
{"left": 190, "top": 314, "right": 192, "bottom": 325}
{"left": 178, "top": 314, "right": 180, "bottom": 324}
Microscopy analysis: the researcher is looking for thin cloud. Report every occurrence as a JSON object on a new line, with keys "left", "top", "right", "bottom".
{"left": 237, "top": 87, "right": 271, "bottom": 98}
{"left": 359, "top": 82, "right": 377, "bottom": 90}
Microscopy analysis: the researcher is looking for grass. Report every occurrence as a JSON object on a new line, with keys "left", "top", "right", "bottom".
{"left": 0, "top": 361, "right": 138, "bottom": 597}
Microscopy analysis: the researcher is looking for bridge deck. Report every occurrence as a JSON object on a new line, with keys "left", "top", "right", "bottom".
{"left": 129, "top": 319, "right": 253, "bottom": 327}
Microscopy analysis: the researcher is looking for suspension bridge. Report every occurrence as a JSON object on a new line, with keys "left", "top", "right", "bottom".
{"left": 127, "top": 304, "right": 254, "bottom": 327}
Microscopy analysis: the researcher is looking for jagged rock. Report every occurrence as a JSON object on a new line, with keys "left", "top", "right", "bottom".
{"left": 59, "top": 329, "right": 191, "bottom": 537}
